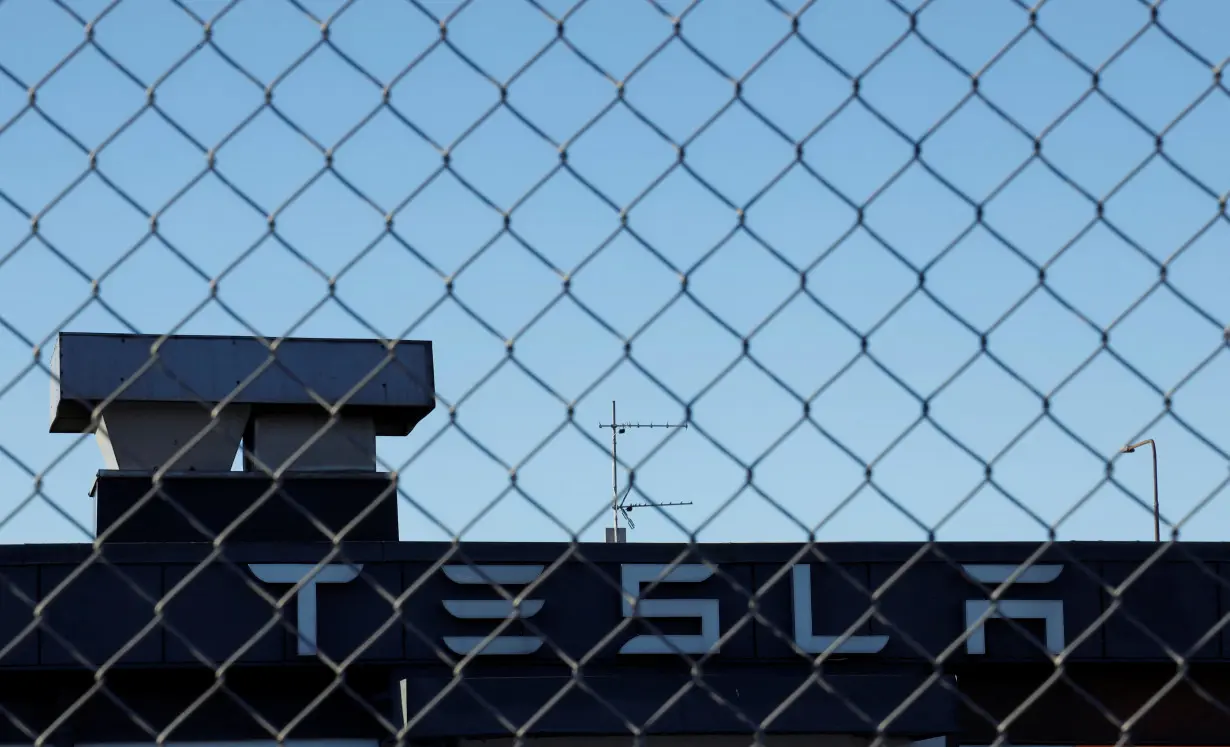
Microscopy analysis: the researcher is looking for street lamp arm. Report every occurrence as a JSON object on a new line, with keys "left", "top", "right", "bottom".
{"left": 1118, "top": 438, "right": 1159, "bottom": 542}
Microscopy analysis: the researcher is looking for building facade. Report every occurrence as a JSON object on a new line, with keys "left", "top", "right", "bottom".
{"left": 9, "top": 333, "right": 1227, "bottom": 746}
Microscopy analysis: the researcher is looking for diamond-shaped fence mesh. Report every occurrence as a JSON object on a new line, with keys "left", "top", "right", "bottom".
{"left": 0, "top": 0, "right": 1228, "bottom": 744}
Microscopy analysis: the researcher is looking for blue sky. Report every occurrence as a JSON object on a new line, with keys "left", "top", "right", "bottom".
{"left": 0, "top": 0, "right": 1227, "bottom": 545}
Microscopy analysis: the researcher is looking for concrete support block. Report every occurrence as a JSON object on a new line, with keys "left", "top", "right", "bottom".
{"left": 95, "top": 402, "right": 250, "bottom": 472}
{"left": 250, "top": 413, "right": 377, "bottom": 472}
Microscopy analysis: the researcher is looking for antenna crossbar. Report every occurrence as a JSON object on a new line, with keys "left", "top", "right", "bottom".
{"left": 622, "top": 500, "right": 694, "bottom": 510}
{"left": 599, "top": 422, "right": 689, "bottom": 430}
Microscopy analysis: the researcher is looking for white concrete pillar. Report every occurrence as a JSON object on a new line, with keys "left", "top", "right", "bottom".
{"left": 249, "top": 413, "right": 377, "bottom": 471}
{"left": 94, "top": 402, "right": 250, "bottom": 471}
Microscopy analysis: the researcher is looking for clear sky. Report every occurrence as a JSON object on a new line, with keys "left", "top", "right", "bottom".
{"left": 0, "top": 0, "right": 1226, "bottom": 545}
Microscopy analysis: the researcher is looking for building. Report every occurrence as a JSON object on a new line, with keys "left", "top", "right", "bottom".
{"left": 1, "top": 333, "right": 1226, "bottom": 747}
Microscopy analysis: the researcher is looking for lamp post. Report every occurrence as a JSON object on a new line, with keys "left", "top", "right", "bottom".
{"left": 1120, "top": 439, "right": 1159, "bottom": 542}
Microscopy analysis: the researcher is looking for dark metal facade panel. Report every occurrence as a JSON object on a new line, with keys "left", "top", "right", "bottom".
{"left": 0, "top": 565, "right": 39, "bottom": 666}
{"left": 50, "top": 333, "right": 435, "bottom": 435}
{"left": 396, "top": 669, "right": 957, "bottom": 737}
{"left": 317, "top": 562, "right": 405, "bottom": 662}
{"left": 1220, "top": 561, "right": 1230, "bottom": 662}
{"left": 52, "top": 333, "right": 435, "bottom": 406}
{"left": 94, "top": 473, "right": 401, "bottom": 544}
{"left": 162, "top": 563, "right": 287, "bottom": 664}
{"left": 39, "top": 563, "right": 164, "bottom": 667}
{"left": 1101, "top": 560, "right": 1223, "bottom": 660}
{"left": 0, "top": 668, "right": 393, "bottom": 743}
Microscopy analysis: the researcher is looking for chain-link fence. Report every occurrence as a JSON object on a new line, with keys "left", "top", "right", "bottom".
{"left": 0, "top": 0, "right": 1229, "bottom": 744}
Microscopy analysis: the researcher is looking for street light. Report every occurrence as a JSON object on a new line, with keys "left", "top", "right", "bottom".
{"left": 1120, "top": 439, "right": 1159, "bottom": 542}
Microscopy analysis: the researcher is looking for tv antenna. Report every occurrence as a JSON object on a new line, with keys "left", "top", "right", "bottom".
{"left": 599, "top": 400, "right": 692, "bottom": 543}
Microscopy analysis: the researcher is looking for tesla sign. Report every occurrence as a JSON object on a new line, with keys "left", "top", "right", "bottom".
{"left": 247, "top": 562, "right": 1066, "bottom": 658}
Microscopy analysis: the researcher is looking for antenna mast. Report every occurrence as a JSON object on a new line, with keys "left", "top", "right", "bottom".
{"left": 599, "top": 400, "right": 691, "bottom": 543}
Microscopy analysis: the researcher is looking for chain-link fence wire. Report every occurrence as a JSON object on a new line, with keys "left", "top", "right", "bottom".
{"left": 0, "top": 0, "right": 1228, "bottom": 744}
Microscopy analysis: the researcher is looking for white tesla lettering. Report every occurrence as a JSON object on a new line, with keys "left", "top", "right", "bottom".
{"left": 619, "top": 564, "right": 720, "bottom": 655}
{"left": 246, "top": 560, "right": 1070, "bottom": 660}
{"left": 441, "top": 564, "right": 546, "bottom": 656}
{"left": 962, "top": 563, "right": 1065, "bottom": 655}
{"left": 791, "top": 564, "right": 888, "bottom": 654}
{"left": 248, "top": 563, "right": 363, "bottom": 656}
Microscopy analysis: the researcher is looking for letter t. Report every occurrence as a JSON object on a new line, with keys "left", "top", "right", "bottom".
{"left": 248, "top": 563, "right": 363, "bottom": 656}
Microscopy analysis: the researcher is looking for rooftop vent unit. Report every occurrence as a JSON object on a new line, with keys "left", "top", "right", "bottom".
{"left": 49, "top": 333, "right": 436, "bottom": 543}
